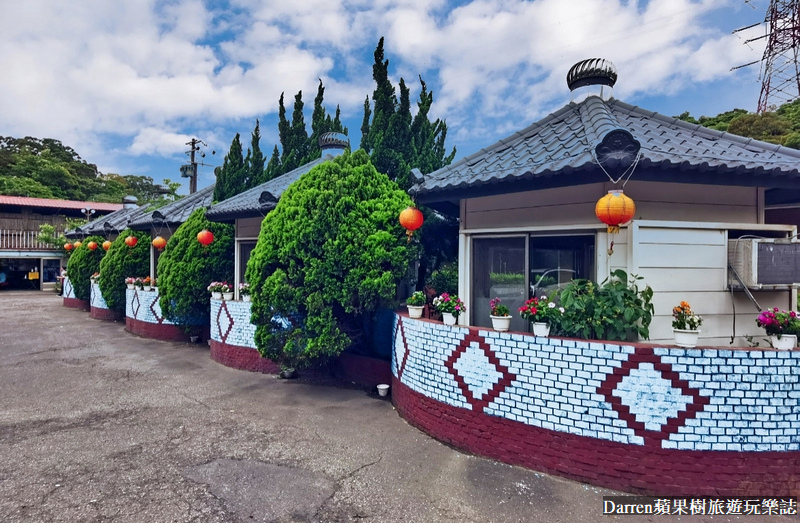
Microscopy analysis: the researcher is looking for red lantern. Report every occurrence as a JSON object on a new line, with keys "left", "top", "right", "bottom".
{"left": 73, "top": 241, "right": 82, "bottom": 249}
{"left": 197, "top": 229, "right": 214, "bottom": 247}
{"left": 125, "top": 235, "right": 138, "bottom": 248}
{"left": 152, "top": 236, "right": 167, "bottom": 251}
{"left": 87, "top": 241, "right": 98, "bottom": 251}
{"left": 64, "top": 242, "right": 73, "bottom": 251}
{"left": 399, "top": 206, "right": 424, "bottom": 242}
{"left": 595, "top": 190, "right": 636, "bottom": 234}
{"left": 102, "top": 240, "right": 112, "bottom": 251}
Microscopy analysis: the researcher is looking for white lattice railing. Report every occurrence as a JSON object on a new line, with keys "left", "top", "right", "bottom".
{"left": 0, "top": 229, "right": 54, "bottom": 250}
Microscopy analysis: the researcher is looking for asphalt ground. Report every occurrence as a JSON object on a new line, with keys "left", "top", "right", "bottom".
{"left": 0, "top": 291, "right": 797, "bottom": 523}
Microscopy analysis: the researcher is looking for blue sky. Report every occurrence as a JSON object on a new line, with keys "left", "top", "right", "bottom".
{"left": 0, "top": 0, "right": 774, "bottom": 194}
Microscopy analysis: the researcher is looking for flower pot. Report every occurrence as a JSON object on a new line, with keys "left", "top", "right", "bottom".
{"left": 242, "top": 295, "right": 251, "bottom": 302}
{"left": 127, "top": 284, "right": 134, "bottom": 289}
{"left": 442, "top": 312, "right": 457, "bottom": 326}
{"left": 533, "top": 322, "right": 550, "bottom": 337}
{"left": 771, "top": 334, "right": 797, "bottom": 350}
{"left": 673, "top": 328, "right": 700, "bottom": 348}
{"left": 377, "top": 384, "right": 390, "bottom": 397}
{"left": 222, "top": 292, "right": 234, "bottom": 301}
{"left": 407, "top": 305, "right": 424, "bottom": 318}
{"left": 490, "top": 315, "right": 511, "bottom": 332}
{"left": 211, "top": 291, "right": 222, "bottom": 300}
{"left": 143, "top": 285, "right": 151, "bottom": 291}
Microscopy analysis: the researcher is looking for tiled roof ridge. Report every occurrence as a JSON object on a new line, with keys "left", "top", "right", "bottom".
{"left": 578, "top": 96, "right": 624, "bottom": 150}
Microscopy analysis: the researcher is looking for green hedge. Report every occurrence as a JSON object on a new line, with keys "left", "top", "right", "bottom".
{"left": 66, "top": 235, "right": 106, "bottom": 301}
{"left": 98, "top": 229, "right": 151, "bottom": 314}
{"left": 246, "top": 150, "right": 416, "bottom": 368}
{"left": 157, "top": 208, "right": 234, "bottom": 327}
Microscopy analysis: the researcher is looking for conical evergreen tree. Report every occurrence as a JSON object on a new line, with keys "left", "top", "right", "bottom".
{"left": 213, "top": 133, "right": 246, "bottom": 202}
{"left": 247, "top": 120, "right": 265, "bottom": 190}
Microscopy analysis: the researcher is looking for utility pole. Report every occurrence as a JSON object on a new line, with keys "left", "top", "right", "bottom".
{"left": 187, "top": 138, "right": 201, "bottom": 194}
{"left": 181, "top": 138, "right": 215, "bottom": 194}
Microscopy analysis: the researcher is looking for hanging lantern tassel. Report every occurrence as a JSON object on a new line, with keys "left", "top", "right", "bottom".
{"left": 399, "top": 206, "right": 424, "bottom": 243}
{"left": 595, "top": 190, "right": 635, "bottom": 235}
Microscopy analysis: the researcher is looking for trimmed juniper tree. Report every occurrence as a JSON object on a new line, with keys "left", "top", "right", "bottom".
{"left": 246, "top": 150, "right": 416, "bottom": 369}
{"left": 66, "top": 235, "right": 106, "bottom": 301}
{"left": 246, "top": 120, "right": 265, "bottom": 190}
{"left": 157, "top": 208, "right": 234, "bottom": 329}
{"left": 98, "top": 229, "right": 150, "bottom": 314}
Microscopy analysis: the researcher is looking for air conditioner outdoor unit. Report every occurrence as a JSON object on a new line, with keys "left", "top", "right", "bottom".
{"left": 728, "top": 238, "right": 800, "bottom": 288}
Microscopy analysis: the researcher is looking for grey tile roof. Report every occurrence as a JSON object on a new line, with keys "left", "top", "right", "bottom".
{"left": 206, "top": 155, "right": 333, "bottom": 221}
{"left": 128, "top": 184, "right": 215, "bottom": 230}
{"left": 412, "top": 96, "right": 800, "bottom": 204}
{"left": 65, "top": 205, "right": 147, "bottom": 239}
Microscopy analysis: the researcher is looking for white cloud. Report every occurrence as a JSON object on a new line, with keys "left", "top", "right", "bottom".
{"left": 0, "top": 0, "right": 773, "bottom": 172}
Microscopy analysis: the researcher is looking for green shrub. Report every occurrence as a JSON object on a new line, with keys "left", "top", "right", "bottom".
{"left": 426, "top": 263, "right": 458, "bottom": 295}
{"left": 553, "top": 269, "right": 654, "bottom": 341}
{"left": 246, "top": 150, "right": 416, "bottom": 368}
{"left": 489, "top": 272, "right": 524, "bottom": 286}
{"left": 66, "top": 235, "right": 106, "bottom": 301}
{"left": 98, "top": 229, "right": 151, "bottom": 314}
{"left": 158, "top": 208, "right": 234, "bottom": 327}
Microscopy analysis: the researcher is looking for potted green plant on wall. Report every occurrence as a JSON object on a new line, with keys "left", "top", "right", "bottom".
{"left": 406, "top": 291, "right": 426, "bottom": 318}
{"left": 672, "top": 301, "right": 703, "bottom": 348}
{"left": 489, "top": 297, "right": 511, "bottom": 332}
{"left": 757, "top": 308, "right": 800, "bottom": 350}
{"left": 519, "top": 294, "right": 562, "bottom": 337}
{"left": 433, "top": 292, "right": 465, "bottom": 326}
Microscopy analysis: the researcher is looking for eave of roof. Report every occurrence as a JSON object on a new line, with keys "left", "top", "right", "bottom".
{"left": 127, "top": 184, "right": 215, "bottom": 229}
{"left": 0, "top": 195, "right": 123, "bottom": 212}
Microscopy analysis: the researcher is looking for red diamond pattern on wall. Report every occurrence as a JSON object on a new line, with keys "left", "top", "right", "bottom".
{"left": 444, "top": 332, "right": 516, "bottom": 414}
{"left": 131, "top": 290, "right": 141, "bottom": 319}
{"left": 394, "top": 318, "right": 410, "bottom": 380}
{"left": 598, "top": 347, "right": 710, "bottom": 447}
{"left": 148, "top": 294, "right": 164, "bottom": 324}
{"left": 216, "top": 300, "right": 234, "bottom": 344}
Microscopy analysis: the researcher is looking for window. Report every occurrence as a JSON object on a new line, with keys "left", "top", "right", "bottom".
{"left": 528, "top": 235, "right": 594, "bottom": 298}
{"left": 239, "top": 241, "right": 257, "bottom": 284}
{"left": 472, "top": 237, "right": 527, "bottom": 331}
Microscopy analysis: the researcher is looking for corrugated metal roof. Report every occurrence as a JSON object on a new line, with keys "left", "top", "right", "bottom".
{"left": 0, "top": 195, "right": 123, "bottom": 212}
{"left": 128, "top": 184, "right": 215, "bottom": 229}
{"left": 412, "top": 96, "right": 800, "bottom": 203}
{"left": 206, "top": 155, "right": 333, "bottom": 221}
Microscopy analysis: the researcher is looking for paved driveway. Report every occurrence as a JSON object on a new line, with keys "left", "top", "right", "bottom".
{"left": 0, "top": 292, "right": 795, "bottom": 522}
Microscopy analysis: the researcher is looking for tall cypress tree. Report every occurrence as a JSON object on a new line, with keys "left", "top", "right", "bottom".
{"left": 213, "top": 133, "right": 246, "bottom": 202}
{"left": 247, "top": 120, "right": 265, "bottom": 190}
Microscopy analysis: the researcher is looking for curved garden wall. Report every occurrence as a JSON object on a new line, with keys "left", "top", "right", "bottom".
{"left": 125, "top": 288, "right": 206, "bottom": 342}
{"left": 62, "top": 276, "right": 88, "bottom": 310}
{"left": 391, "top": 313, "right": 800, "bottom": 496}
{"left": 89, "top": 282, "right": 121, "bottom": 321}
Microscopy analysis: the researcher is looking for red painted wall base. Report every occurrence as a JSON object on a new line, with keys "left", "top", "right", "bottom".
{"left": 209, "top": 340, "right": 280, "bottom": 374}
{"left": 90, "top": 306, "right": 122, "bottom": 321}
{"left": 125, "top": 317, "right": 209, "bottom": 343}
{"left": 391, "top": 377, "right": 800, "bottom": 496}
{"left": 63, "top": 298, "right": 90, "bottom": 311}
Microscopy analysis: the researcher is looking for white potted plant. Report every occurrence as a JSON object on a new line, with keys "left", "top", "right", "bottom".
{"left": 489, "top": 297, "right": 511, "bottom": 332}
{"left": 142, "top": 276, "right": 152, "bottom": 291}
{"left": 239, "top": 282, "right": 251, "bottom": 302}
{"left": 757, "top": 308, "right": 799, "bottom": 350}
{"left": 125, "top": 277, "right": 135, "bottom": 290}
{"left": 519, "top": 295, "right": 563, "bottom": 337}
{"left": 406, "top": 291, "right": 426, "bottom": 318}
{"left": 672, "top": 301, "right": 702, "bottom": 348}
{"left": 433, "top": 292, "right": 465, "bottom": 326}
{"left": 220, "top": 281, "right": 234, "bottom": 301}
{"left": 207, "top": 281, "right": 223, "bottom": 300}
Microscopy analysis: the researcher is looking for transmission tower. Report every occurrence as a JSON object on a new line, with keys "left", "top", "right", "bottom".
{"left": 753, "top": 0, "right": 800, "bottom": 112}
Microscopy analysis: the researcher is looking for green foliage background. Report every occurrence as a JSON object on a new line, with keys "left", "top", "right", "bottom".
{"left": 246, "top": 150, "right": 415, "bottom": 367}
{"left": 98, "top": 229, "right": 151, "bottom": 314}
{"left": 66, "top": 235, "right": 106, "bottom": 301}
{"left": 157, "top": 208, "right": 234, "bottom": 327}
